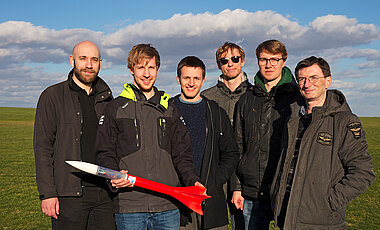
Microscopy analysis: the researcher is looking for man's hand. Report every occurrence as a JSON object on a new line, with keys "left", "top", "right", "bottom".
{"left": 41, "top": 197, "right": 59, "bottom": 219}
{"left": 194, "top": 181, "right": 208, "bottom": 195}
{"left": 111, "top": 170, "right": 134, "bottom": 188}
{"left": 231, "top": 191, "right": 244, "bottom": 210}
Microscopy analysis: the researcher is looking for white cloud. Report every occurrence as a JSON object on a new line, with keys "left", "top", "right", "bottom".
{"left": 0, "top": 9, "right": 379, "bottom": 116}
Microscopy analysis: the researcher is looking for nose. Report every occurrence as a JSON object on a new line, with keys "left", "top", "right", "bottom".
{"left": 304, "top": 78, "right": 312, "bottom": 87}
{"left": 265, "top": 59, "right": 272, "bottom": 68}
{"left": 86, "top": 59, "right": 93, "bottom": 68}
{"left": 143, "top": 67, "right": 150, "bottom": 77}
{"left": 228, "top": 59, "right": 234, "bottom": 66}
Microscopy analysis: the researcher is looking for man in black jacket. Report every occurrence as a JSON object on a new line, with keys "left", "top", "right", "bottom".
{"left": 34, "top": 41, "right": 115, "bottom": 229}
{"left": 96, "top": 44, "right": 201, "bottom": 230}
{"left": 271, "top": 56, "right": 375, "bottom": 229}
{"left": 172, "top": 56, "right": 240, "bottom": 229}
{"left": 231, "top": 40, "right": 301, "bottom": 229}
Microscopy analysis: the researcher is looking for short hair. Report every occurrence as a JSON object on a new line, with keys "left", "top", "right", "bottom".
{"left": 177, "top": 56, "right": 206, "bottom": 79}
{"left": 216, "top": 42, "right": 245, "bottom": 69}
{"left": 295, "top": 56, "right": 331, "bottom": 79}
{"left": 256, "top": 40, "right": 287, "bottom": 61}
{"left": 127, "top": 44, "right": 160, "bottom": 69}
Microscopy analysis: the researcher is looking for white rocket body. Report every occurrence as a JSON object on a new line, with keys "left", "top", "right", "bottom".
{"left": 66, "top": 161, "right": 125, "bottom": 180}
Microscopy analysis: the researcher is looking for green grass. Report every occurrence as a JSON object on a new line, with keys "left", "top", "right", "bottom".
{"left": 0, "top": 108, "right": 378, "bottom": 229}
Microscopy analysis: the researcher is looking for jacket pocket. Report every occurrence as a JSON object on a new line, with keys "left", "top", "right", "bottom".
{"left": 116, "top": 118, "right": 141, "bottom": 157}
{"left": 157, "top": 117, "right": 170, "bottom": 152}
{"left": 237, "top": 149, "right": 260, "bottom": 189}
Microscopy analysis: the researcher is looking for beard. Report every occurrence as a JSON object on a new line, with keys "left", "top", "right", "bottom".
{"left": 73, "top": 60, "right": 99, "bottom": 85}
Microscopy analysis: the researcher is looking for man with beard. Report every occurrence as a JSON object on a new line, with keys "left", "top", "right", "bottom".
{"left": 34, "top": 41, "right": 115, "bottom": 229}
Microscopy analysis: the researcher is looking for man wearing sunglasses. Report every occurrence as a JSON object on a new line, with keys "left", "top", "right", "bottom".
{"left": 270, "top": 56, "right": 375, "bottom": 229}
{"left": 202, "top": 42, "right": 252, "bottom": 229}
{"left": 231, "top": 40, "right": 301, "bottom": 229}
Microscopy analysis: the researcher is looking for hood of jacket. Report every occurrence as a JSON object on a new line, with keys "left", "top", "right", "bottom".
{"left": 311, "top": 89, "right": 352, "bottom": 118}
{"left": 254, "top": 66, "right": 296, "bottom": 93}
{"left": 216, "top": 72, "right": 251, "bottom": 94}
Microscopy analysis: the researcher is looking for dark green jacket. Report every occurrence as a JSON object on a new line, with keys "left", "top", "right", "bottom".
{"left": 271, "top": 90, "right": 375, "bottom": 229}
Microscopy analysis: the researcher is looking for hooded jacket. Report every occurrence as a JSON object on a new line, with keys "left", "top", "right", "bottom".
{"left": 230, "top": 66, "right": 302, "bottom": 199}
{"left": 201, "top": 72, "right": 252, "bottom": 124}
{"left": 172, "top": 96, "right": 240, "bottom": 229}
{"left": 271, "top": 90, "right": 375, "bottom": 229}
{"left": 96, "top": 84, "right": 199, "bottom": 213}
{"left": 34, "top": 70, "right": 113, "bottom": 199}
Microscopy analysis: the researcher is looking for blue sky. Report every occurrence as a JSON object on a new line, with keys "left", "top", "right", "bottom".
{"left": 1, "top": 0, "right": 379, "bottom": 116}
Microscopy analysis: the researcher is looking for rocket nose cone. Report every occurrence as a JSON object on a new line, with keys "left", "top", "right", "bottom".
{"left": 65, "top": 161, "right": 99, "bottom": 175}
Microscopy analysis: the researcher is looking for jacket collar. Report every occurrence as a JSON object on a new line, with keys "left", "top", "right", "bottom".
{"left": 216, "top": 72, "right": 251, "bottom": 94}
{"left": 67, "top": 68, "right": 111, "bottom": 95}
{"left": 120, "top": 83, "right": 169, "bottom": 110}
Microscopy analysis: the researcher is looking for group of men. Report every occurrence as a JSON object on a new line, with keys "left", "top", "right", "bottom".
{"left": 34, "top": 40, "right": 375, "bottom": 230}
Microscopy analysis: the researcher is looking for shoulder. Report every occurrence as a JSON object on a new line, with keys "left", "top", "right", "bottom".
{"left": 201, "top": 85, "right": 219, "bottom": 97}
{"left": 42, "top": 80, "right": 68, "bottom": 95}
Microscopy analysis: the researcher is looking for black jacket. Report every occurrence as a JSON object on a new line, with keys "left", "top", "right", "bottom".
{"left": 231, "top": 67, "right": 302, "bottom": 199}
{"left": 172, "top": 96, "right": 240, "bottom": 229}
{"left": 271, "top": 90, "right": 375, "bottom": 229}
{"left": 96, "top": 84, "right": 199, "bottom": 213}
{"left": 34, "top": 70, "right": 113, "bottom": 199}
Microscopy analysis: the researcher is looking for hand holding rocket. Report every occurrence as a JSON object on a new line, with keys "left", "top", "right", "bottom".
{"left": 66, "top": 161, "right": 210, "bottom": 215}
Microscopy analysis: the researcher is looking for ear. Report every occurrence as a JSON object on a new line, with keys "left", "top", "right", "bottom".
{"left": 325, "top": 76, "right": 332, "bottom": 89}
{"left": 129, "top": 68, "right": 135, "bottom": 76}
{"left": 241, "top": 58, "right": 245, "bottom": 67}
{"left": 201, "top": 77, "right": 205, "bottom": 87}
{"left": 99, "top": 58, "right": 102, "bottom": 70}
{"left": 176, "top": 76, "right": 181, "bottom": 85}
{"left": 281, "top": 59, "right": 287, "bottom": 68}
{"left": 70, "top": 55, "right": 75, "bottom": 68}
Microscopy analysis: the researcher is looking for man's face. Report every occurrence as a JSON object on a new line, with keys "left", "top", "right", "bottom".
{"left": 219, "top": 48, "right": 245, "bottom": 79}
{"left": 258, "top": 50, "right": 285, "bottom": 82}
{"left": 297, "top": 63, "right": 332, "bottom": 103}
{"left": 177, "top": 66, "right": 205, "bottom": 102}
{"left": 130, "top": 57, "right": 158, "bottom": 93}
{"left": 70, "top": 42, "right": 102, "bottom": 85}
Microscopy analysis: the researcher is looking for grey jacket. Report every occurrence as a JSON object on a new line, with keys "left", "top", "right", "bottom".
{"left": 201, "top": 72, "right": 252, "bottom": 124}
{"left": 271, "top": 90, "right": 375, "bottom": 229}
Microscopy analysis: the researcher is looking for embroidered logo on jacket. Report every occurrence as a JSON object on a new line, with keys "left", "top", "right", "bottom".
{"left": 347, "top": 122, "right": 362, "bottom": 139}
{"left": 99, "top": 115, "right": 105, "bottom": 125}
{"left": 316, "top": 132, "right": 333, "bottom": 145}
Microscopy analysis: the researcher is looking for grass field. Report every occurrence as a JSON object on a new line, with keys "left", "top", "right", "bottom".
{"left": 0, "top": 107, "right": 378, "bottom": 229}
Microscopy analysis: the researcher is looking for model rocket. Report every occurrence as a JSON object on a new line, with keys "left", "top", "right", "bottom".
{"left": 66, "top": 161, "right": 210, "bottom": 215}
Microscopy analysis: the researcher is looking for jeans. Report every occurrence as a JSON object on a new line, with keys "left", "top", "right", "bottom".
{"left": 242, "top": 198, "right": 272, "bottom": 230}
{"left": 51, "top": 186, "right": 115, "bottom": 230}
{"left": 115, "top": 209, "right": 180, "bottom": 230}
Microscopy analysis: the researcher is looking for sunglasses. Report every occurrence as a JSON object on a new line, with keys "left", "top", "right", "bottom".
{"left": 219, "top": 56, "right": 241, "bottom": 65}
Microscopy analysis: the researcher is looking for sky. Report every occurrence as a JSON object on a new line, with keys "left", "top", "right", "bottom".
{"left": 0, "top": 0, "right": 379, "bottom": 116}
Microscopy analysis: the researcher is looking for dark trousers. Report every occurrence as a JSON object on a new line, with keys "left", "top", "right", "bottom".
{"left": 52, "top": 186, "right": 115, "bottom": 230}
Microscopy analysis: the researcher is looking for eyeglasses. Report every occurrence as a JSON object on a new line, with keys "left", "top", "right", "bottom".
{"left": 219, "top": 56, "right": 241, "bottom": 65}
{"left": 298, "top": 76, "right": 326, "bottom": 85}
{"left": 258, "top": 58, "right": 283, "bottom": 66}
